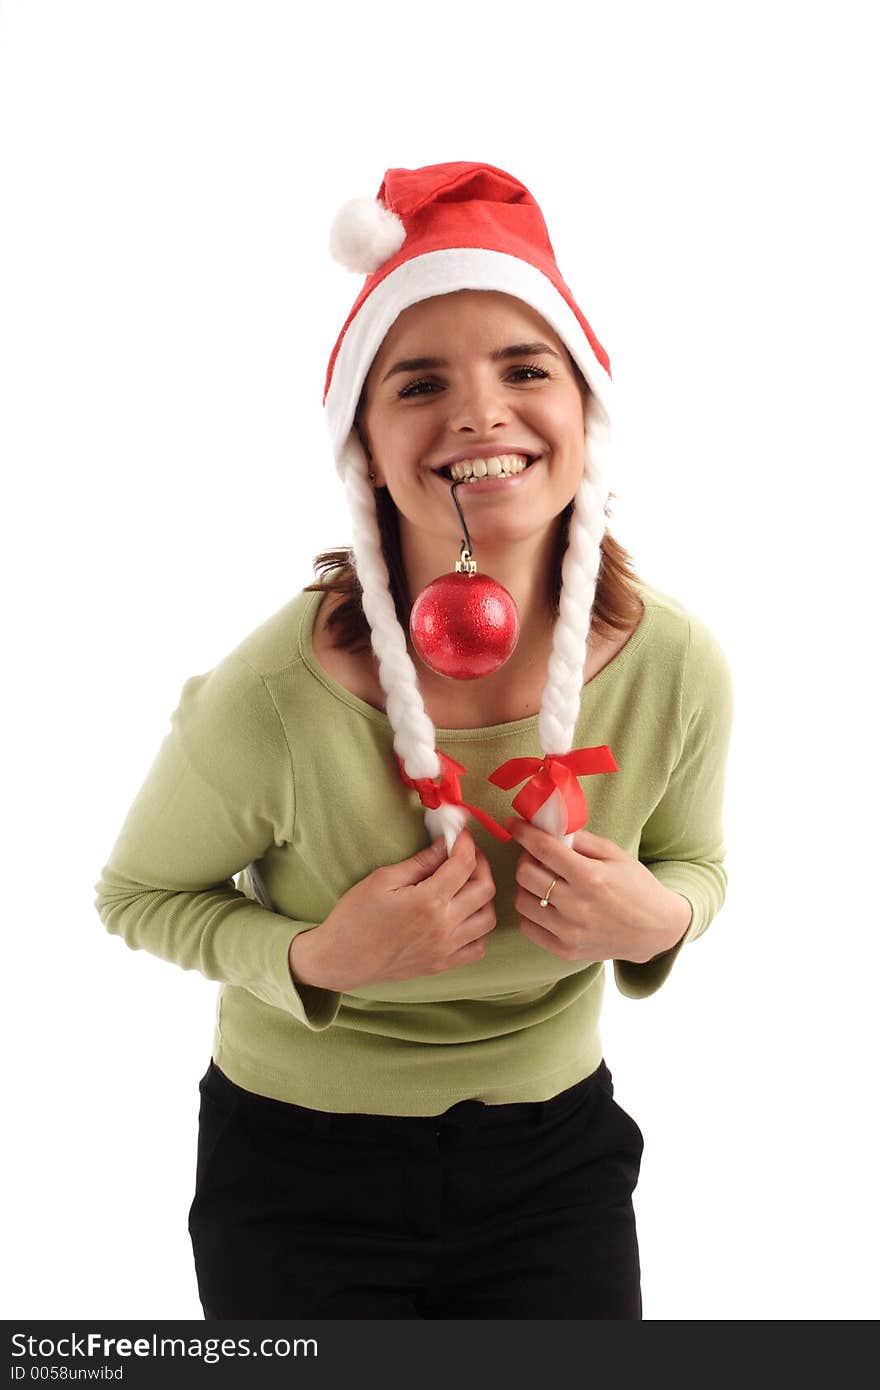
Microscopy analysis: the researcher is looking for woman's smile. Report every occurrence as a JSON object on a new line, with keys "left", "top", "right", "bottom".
{"left": 433, "top": 455, "right": 543, "bottom": 494}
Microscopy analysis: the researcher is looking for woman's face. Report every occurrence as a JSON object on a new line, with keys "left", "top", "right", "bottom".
{"left": 357, "top": 290, "right": 589, "bottom": 555}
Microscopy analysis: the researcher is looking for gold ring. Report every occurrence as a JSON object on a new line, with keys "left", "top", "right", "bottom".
{"left": 539, "top": 876, "right": 558, "bottom": 908}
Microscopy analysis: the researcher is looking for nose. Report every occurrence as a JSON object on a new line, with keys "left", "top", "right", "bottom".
{"left": 446, "top": 371, "right": 513, "bottom": 435}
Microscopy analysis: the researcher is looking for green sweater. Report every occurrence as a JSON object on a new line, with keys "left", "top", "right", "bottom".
{"left": 94, "top": 578, "right": 733, "bottom": 1115}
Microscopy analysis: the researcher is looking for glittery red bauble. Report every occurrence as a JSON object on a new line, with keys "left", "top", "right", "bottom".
{"left": 409, "top": 572, "right": 520, "bottom": 680}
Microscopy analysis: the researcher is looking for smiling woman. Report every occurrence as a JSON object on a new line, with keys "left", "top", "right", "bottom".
{"left": 95, "top": 160, "right": 733, "bottom": 1322}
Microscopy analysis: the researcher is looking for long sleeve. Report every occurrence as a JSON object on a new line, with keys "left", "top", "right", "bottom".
{"left": 614, "top": 610, "right": 734, "bottom": 1000}
{"left": 93, "top": 650, "right": 342, "bottom": 1031}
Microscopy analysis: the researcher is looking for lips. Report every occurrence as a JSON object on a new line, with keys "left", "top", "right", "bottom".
{"left": 434, "top": 456, "right": 542, "bottom": 490}
{"left": 431, "top": 449, "right": 539, "bottom": 475}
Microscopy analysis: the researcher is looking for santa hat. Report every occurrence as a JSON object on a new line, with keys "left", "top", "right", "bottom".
{"left": 323, "top": 162, "right": 616, "bottom": 854}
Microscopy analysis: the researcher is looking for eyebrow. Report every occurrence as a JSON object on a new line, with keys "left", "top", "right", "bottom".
{"left": 380, "top": 342, "right": 562, "bottom": 384}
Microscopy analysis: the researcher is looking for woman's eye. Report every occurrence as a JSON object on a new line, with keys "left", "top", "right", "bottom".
{"left": 398, "top": 364, "right": 550, "bottom": 399}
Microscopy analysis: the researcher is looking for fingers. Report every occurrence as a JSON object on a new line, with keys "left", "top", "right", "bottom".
{"left": 426, "top": 825, "right": 479, "bottom": 898}
{"left": 517, "top": 853, "right": 568, "bottom": 903}
{"left": 506, "top": 815, "right": 618, "bottom": 864}
{"left": 408, "top": 838, "right": 451, "bottom": 882}
{"left": 453, "top": 845, "right": 496, "bottom": 905}
{"left": 504, "top": 816, "right": 578, "bottom": 875}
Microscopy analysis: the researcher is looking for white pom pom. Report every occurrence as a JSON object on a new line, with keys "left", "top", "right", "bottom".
{"left": 329, "top": 196, "right": 407, "bottom": 275}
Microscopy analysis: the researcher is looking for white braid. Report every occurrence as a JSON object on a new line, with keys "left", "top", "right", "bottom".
{"left": 533, "top": 392, "right": 612, "bottom": 848}
{"left": 340, "top": 432, "right": 469, "bottom": 855}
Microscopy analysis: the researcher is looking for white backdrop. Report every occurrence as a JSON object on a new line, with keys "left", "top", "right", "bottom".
{"left": 1, "top": 0, "right": 877, "bottom": 1321}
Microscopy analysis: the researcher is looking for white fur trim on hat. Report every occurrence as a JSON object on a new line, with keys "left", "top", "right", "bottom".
{"left": 329, "top": 196, "right": 407, "bottom": 276}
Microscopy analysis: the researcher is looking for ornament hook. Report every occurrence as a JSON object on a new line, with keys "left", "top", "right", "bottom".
{"left": 407, "top": 475, "right": 521, "bottom": 679}
{"left": 450, "top": 480, "right": 477, "bottom": 575}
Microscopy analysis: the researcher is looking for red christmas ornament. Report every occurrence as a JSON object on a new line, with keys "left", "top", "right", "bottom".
{"left": 410, "top": 571, "right": 519, "bottom": 680}
{"left": 409, "top": 481, "right": 520, "bottom": 680}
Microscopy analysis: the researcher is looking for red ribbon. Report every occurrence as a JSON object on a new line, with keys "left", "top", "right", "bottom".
{"left": 487, "top": 746, "right": 619, "bottom": 835}
{"left": 395, "top": 750, "right": 513, "bottom": 843}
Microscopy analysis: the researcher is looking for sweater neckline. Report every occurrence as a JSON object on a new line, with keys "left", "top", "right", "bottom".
{"left": 298, "top": 581, "right": 654, "bottom": 742}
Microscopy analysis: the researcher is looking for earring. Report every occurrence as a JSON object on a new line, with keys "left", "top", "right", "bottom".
{"left": 368, "top": 471, "right": 376, "bottom": 482}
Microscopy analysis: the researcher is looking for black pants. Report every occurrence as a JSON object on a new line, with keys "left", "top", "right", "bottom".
{"left": 188, "top": 1056, "right": 644, "bottom": 1319}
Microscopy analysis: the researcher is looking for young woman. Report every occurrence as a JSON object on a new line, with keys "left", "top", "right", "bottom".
{"left": 94, "top": 161, "right": 733, "bottom": 1320}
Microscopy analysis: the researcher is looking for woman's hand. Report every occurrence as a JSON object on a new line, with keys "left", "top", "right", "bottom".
{"left": 503, "top": 815, "right": 692, "bottom": 965}
{"left": 289, "top": 827, "right": 497, "bottom": 993}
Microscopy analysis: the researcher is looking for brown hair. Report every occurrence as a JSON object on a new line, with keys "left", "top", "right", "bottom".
{"left": 305, "top": 357, "right": 646, "bottom": 654}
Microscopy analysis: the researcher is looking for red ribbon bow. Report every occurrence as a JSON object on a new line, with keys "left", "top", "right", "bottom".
{"left": 395, "top": 751, "right": 513, "bottom": 843}
{"left": 487, "top": 746, "right": 619, "bottom": 835}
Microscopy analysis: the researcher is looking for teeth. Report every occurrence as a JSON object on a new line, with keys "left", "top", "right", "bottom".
{"left": 447, "top": 453, "right": 531, "bottom": 481}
